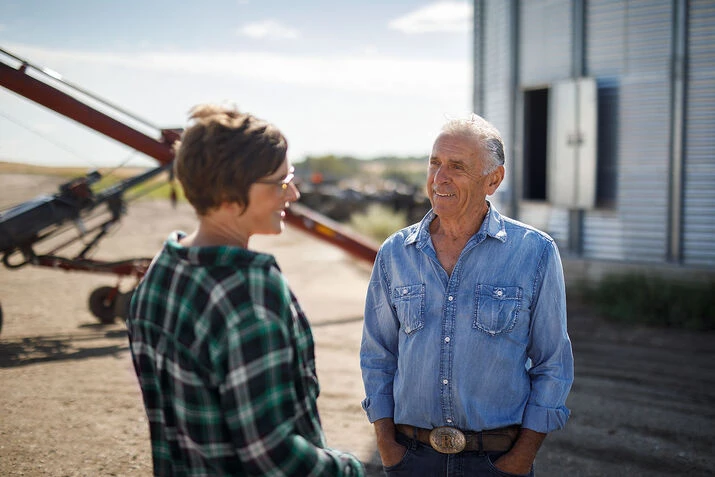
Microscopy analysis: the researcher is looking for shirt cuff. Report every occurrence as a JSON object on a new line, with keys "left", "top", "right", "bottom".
{"left": 522, "top": 403, "right": 570, "bottom": 433}
{"left": 361, "top": 394, "right": 395, "bottom": 423}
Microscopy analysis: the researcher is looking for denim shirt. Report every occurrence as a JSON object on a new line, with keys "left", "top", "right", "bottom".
{"left": 360, "top": 204, "right": 574, "bottom": 434}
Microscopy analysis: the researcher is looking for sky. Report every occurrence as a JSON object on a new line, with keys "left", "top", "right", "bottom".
{"left": 0, "top": 0, "right": 473, "bottom": 169}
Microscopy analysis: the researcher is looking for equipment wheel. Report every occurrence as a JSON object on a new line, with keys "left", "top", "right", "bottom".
{"left": 114, "top": 290, "right": 134, "bottom": 321}
{"left": 88, "top": 286, "right": 117, "bottom": 324}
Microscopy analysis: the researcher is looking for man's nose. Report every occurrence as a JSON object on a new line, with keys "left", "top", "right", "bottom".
{"left": 433, "top": 166, "right": 450, "bottom": 183}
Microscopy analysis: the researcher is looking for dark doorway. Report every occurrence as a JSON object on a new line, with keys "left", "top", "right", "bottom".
{"left": 596, "top": 79, "right": 619, "bottom": 208}
{"left": 523, "top": 88, "right": 548, "bottom": 201}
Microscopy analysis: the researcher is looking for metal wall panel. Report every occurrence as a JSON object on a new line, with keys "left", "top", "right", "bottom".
{"left": 583, "top": 0, "right": 673, "bottom": 263}
{"left": 546, "top": 207, "right": 570, "bottom": 249}
{"left": 587, "top": 0, "right": 627, "bottom": 74}
{"left": 481, "top": 0, "right": 514, "bottom": 209}
{"left": 482, "top": 0, "right": 512, "bottom": 137}
{"left": 683, "top": 0, "right": 715, "bottom": 267}
{"left": 520, "top": 0, "right": 573, "bottom": 85}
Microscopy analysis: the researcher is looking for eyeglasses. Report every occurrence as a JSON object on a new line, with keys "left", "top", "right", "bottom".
{"left": 254, "top": 167, "right": 295, "bottom": 192}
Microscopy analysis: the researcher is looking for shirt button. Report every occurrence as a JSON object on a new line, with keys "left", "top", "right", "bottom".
{"left": 496, "top": 290, "right": 503, "bottom": 297}
{"left": 402, "top": 289, "right": 408, "bottom": 295}
{"left": 446, "top": 418, "right": 453, "bottom": 424}
{"left": 448, "top": 296, "right": 454, "bottom": 301}
{"left": 442, "top": 379, "right": 448, "bottom": 385}
{"left": 444, "top": 336, "right": 451, "bottom": 343}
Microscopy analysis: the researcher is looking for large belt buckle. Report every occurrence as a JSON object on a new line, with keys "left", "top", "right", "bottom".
{"left": 429, "top": 426, "right": 466, "bottom": 454}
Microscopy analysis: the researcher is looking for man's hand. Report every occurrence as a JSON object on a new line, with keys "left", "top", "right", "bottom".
{"left": 492, "top": 428, "right": 545, "bottom": 475}
{"left": 492, "top": 452, "right": 533, "bottom": 475}
{"left": 378, "top": 439, "right": 407, "bottom": 467}
{"left": 373, "top": 418, "right": 407, "bottom": 467}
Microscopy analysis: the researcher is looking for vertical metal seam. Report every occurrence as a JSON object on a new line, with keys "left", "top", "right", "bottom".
{"left": 569, "top": 0, "right": 587, "bottom": 256}
{"left": 473, "top": 0, "right": 485, "bottom": 114}
{"left": 509, "top": 0, "right": 524, "bottom": 220}
{"left": 573, "top": 0, "right": 586, "bottom": 77}
{"left": 668, "top": 0, "right": 687, "bottom": 263}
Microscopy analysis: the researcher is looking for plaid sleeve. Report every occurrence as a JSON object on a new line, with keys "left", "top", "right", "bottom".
{"left": 218, "top": 267, "right": 363, "bottom": 477}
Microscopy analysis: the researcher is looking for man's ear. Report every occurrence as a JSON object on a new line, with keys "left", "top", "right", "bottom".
{"left": 486, "top": 165, "right": 505, "bottom": 194}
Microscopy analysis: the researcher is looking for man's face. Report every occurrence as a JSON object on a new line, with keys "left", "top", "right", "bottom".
{"left": 426, "top": 132, "right": 502, "bottom": 222}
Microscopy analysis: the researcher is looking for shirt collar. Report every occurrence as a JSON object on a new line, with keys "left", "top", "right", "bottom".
{"left": 165, "top": 231, "right": 278, "bottom": 269}
{"left": 404, "top": 200, "right": 507, "bottom": 247}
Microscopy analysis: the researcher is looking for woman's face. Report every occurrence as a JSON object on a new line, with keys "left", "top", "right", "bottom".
{"left": 242, "top": 157, "right": 300, "bottom": 236}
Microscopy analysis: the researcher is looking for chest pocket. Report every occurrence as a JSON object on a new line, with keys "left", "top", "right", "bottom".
{"left": 392, "top": 284, "right": 425, "bottom": 335}
{"left": 474, "top": 284, "right": 522, "bottom": 335}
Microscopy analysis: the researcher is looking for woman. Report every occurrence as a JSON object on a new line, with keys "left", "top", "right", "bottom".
{"left": 127, "top": 104, "right": 364, "bottom": 476}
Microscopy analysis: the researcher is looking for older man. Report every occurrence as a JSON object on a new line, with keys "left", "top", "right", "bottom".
{"left": 360, "top": 114, "right": 573, "bottom": 476}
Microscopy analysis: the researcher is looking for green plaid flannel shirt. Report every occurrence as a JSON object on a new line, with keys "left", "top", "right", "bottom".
{"left": 127, "top": 232, "right": 364, "bottom": 476}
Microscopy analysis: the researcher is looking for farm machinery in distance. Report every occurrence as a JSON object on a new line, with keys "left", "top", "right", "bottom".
{"left": 0, "top": 47, "right": 377, "bottom": 333}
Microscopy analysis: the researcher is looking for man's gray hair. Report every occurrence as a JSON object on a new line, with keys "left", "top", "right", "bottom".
{"left": 441, "top": 114, "right": 505, "bottom": 174}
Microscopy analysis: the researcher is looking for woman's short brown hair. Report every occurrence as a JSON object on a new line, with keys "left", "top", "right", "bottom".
{"left": 174, "top": 104, "right": 288, "bottom": 216}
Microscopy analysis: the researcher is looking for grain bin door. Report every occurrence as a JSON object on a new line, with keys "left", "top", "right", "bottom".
{"left": 547, "top": 77, "right": 597, "bottom": 209}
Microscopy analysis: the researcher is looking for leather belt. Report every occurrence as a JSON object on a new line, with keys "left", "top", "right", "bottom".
{"left": 395, "top": 424, "right": 519, "bottom": 454}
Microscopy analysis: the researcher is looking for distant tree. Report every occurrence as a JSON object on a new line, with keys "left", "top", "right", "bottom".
{"left": 348, "top": 204, "right": 408, "bottom": 242}
{"left": 297, "top": 155, "right": 361, "bottom": 180}
{"left": 382, "top": 167, "right": 424, "bottom": 189}
{"left": 295, "top": 154, "right": 427, "bottom": 185}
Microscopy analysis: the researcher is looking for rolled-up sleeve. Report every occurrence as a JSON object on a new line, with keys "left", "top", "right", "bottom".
{"left": 523, "top": 240, "right": 574, "bottom": 433}
{"left": 360, "top": 254, "right": 400, "bottom": 423}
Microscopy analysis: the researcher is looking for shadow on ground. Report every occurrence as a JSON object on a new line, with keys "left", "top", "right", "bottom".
{"left": 0, "top": 328, "right": 128, "bottom": 368}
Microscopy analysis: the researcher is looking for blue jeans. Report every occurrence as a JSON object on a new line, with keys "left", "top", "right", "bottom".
{"left": 383, "top": 432, "right": 535, "bottom": 477}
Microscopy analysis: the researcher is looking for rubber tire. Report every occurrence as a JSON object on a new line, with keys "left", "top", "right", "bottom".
{"left": 114, "top": 290, "right": 133, "bottom": 321}
{"left": 88, "top": 286, "right": 117, "bottom": 324}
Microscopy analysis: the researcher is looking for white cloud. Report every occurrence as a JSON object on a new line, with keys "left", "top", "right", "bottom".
{"left": 3, "top": 43, "right": 469, "bottom": 99}
{"left": 389, "top": 1, "right": 473, "bottom": 34}
{"left": 238, "top": 20, "right": 300, "bottom": 40}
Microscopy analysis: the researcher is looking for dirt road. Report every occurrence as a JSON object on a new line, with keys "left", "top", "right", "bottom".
{"left": 1, "top": 177, "right": 714, "bottom": 476}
